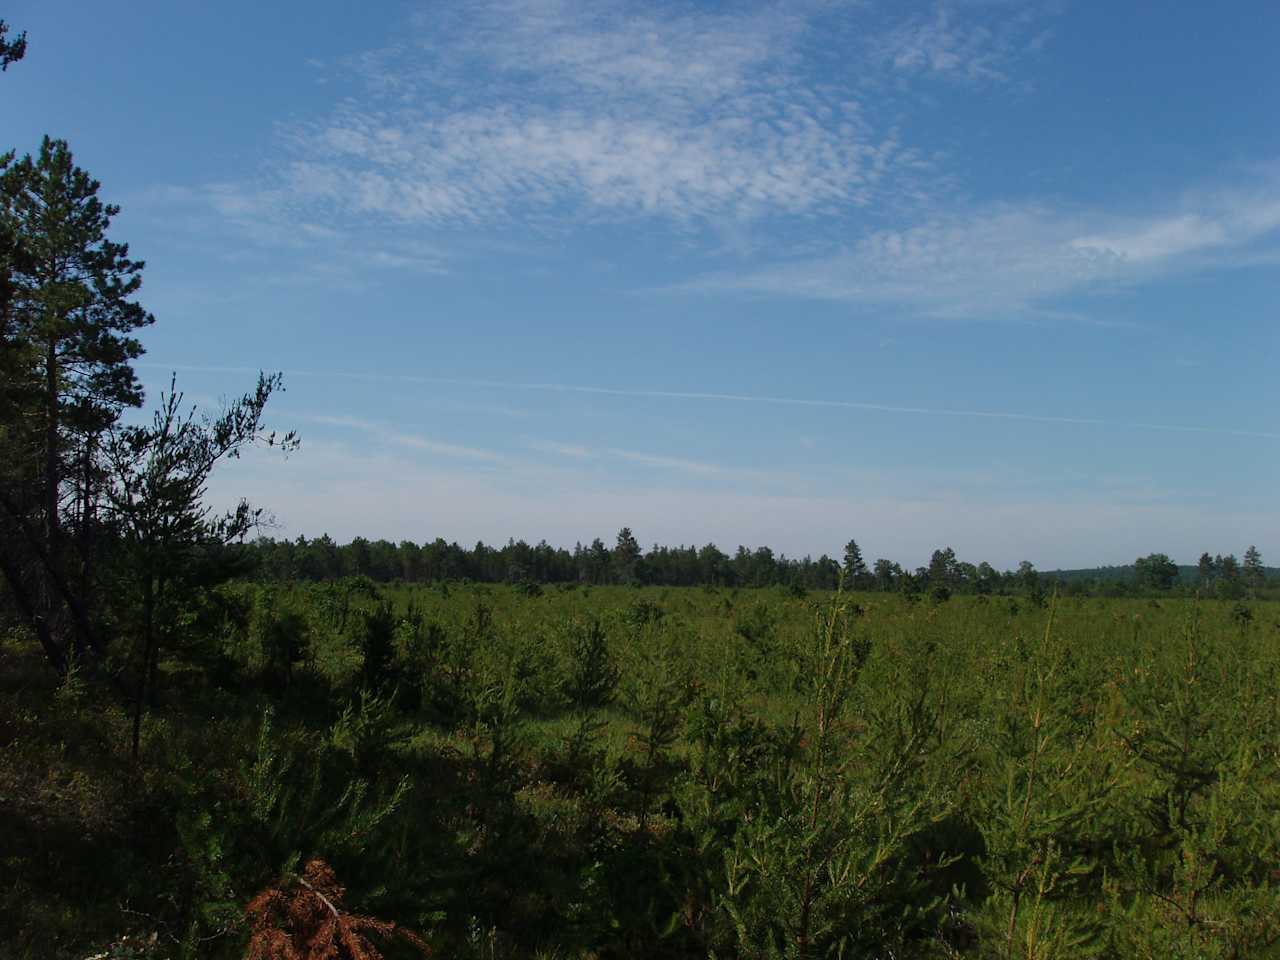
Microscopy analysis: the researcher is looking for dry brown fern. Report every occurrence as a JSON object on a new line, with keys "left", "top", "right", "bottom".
{"left": 244, "top": 859, "right": 431, "bottom": 960}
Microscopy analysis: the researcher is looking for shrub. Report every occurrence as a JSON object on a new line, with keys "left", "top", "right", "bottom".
{"left": 565, "top": 617, "right": 620, "bottom": 710}
{"left": 244, "top": 859, "right": 428, "bottom": 960}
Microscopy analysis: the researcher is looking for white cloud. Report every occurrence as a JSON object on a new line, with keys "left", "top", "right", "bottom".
{"left": 526, "top": 439, "right": 746, "bottom": 477}
{"left": 282, "top": 95, "right": 899, "bottom": 226}
{"left": 872, "top": 2, "right": 1054, "bottom": 85}
{"left": 143, "top": 0, "right": 1280, "bottom": 318}
{"left": 605, "top": 447, "right": 722, "bottom": 475}
{"left": 127, "top": 181, "right": 451, "bottom": 287}
{"left": 150, "top": 364, "right": 1280, "bottom": 442}
{"left": 693, "top": 180, "right": 1280, "bottom": 315}
{"left": 1073, "top": 214, "right": 1232, "bottom": 263}
{"left": 304, "top": 414, "right": 507, "bottom": 462}
{"left": 135, "top": 0, "right": 1079, "bottom": 290}
{"left": 877, "top": 7, "right": 1002, "bottom": 82}
{"left": 212, "top": 0, "right": 1051, "bottom": 231}
{"left": 447, "top": 0, "right": 794, "bottom": 103}
{"left": 526, "top": 440, "right": 595, "bottom": 459}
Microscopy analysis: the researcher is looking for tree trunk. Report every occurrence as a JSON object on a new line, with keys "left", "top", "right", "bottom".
{"left": 76, "top": 434, "right": 96, "bottom": 658}
{"left": 131, "top": 575, "right": 154, "bottom": 764}
{"left": 146, "top": 575, "right": 165, "bottom": 708}
{"left": 44, "top": 337, "right": 59, "bottom": 544}
{"left": 0, "top": 485, "right": 106, "bottom": 660}
{"left": 42, "top": 338, "right": 62, "bottom": 650}
{"left": 0, "top": 543, "right": 66, "bottom": 672}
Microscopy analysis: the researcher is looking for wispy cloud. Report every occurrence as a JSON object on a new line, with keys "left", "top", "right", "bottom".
{"left": 305, "top": 418, "right": 734, "bottom": 479}
{"left": 304, "top": 414, "right": 507, "bottom": 462}
{"left": 188, "top": 0, "right": 1066, "bottom": 235}
{"left": 288, "top": 108, "right": 897, "bottom": 225}
{"left": 526, "top": 439, "right": 725, "bottom": 475}
{"left": 145, "top": 364, "right": 1280, "bottom": 441}
{"left": 140, "top": 0, "right": 1280, "bottom": 323}
{"left": 604, "top": 447, "right": 722, "bottom": 475}
{"left": 871, "top": 2, "right": 1055, "bottom": 85}
{"left": 128, "top": 182, "right": 452, "bottom": 290}
{"left": 691, "top": 178, "right": 1280, "bottom": 315}
{"left": 525, "top": 439, "right": 595, "bottom": 459}
{"left": 1070, "top": 210, "right": 1263, "bottom": 263}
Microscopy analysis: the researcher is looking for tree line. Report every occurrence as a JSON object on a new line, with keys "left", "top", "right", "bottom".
{"left": 244, "top": 531, "right": 1274, "bottom": 598}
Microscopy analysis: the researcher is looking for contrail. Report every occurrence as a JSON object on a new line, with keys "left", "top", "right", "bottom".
{"left": 137, "top": 363, "right": 1280, "bottom": 441}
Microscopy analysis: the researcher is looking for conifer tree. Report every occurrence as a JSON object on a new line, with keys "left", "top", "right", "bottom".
{"left": 0, "top": 136, "right": 153, "bottom": 668}
{"left": 613, "top": 526, "right": 641, "bottom": 584}
{"left": 2, "top": 136, "right": 152, "bottom": 529}
{"left": 587, "top": 536, "right": 611, "bottom": 584}
{"left": 0, "top": 19, "right": 25, "bottom": 70}
{"left": 720, "top": 595, "right": 952, "bottom": 957}
{"left": 841, "top": 538, "right": 867, "bottom": 586}
{"left": 929, "top": 546, "right": 959, "bottom": 587}
{"left": 872, "top": 557, "right": 897, "bottom": 591}
{"left": 1242, "top": 545, "right": 1264, "bottom": 590}
{"left": 1197, "top": 551, "right": 1216, "bottom": 584}
{"left": 102, "top": 372, "right": 296, "bottom": 759}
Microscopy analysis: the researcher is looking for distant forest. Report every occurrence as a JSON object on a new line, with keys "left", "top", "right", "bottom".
{"left": 246, "top": 531, "right": 1276, "bottom": 598}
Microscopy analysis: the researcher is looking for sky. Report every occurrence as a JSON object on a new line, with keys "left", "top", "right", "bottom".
{"left": 3, "top": 0, "right": 1278, "bottom": 570}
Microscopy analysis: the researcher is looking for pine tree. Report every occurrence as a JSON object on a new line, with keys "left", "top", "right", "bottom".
{"left": 929, "top": 546, "right": 959, "bottom": 587}
{"left": 1242, "top": 545, "right": 1264, "bottom": 590}
{"left": 719, "top": 595, "right": 952, "bottom": 957}
{"left": 872, "top": 557, "right": 897, "bottom": 592}
{"left": 613, "top": 526, "right": 641, "bottom": 584}
{"left": 842, "top": 538, "right": 867, "bottom": 587}
{"left": 102, "top": 373, "right": 295, "bottom": 759}
{"left": 0, "top": 137, "right": 153, "bottom": 670}
{"left": 2, "top": 136, "right": 152, "bottom": 523}
{"left": 1218, "top": 554, "right": 1239, "bottom": 581}
{"left": 1197, "top": 551, "right": 1216, "bottom": 584}
{"left": 0, "top": 19, "right": 25, "bottom": 71}
{"left": 587, "top": 536, "right": 611, "bottom": 584}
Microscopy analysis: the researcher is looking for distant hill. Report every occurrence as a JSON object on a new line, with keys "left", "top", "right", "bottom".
{"left": 1049, "top": 564, "right": 1280, "bottom": 583}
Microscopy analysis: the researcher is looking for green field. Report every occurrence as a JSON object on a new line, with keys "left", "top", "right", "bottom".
{"left": 5, "top": 582, "right": 1280, "bottom": 959}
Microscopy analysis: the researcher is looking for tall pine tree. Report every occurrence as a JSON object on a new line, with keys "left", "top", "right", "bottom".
{"left": 0, "top": 136, "right": 153, "bottom": 668}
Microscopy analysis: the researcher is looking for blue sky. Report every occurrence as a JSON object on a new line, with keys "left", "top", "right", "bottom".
{"left": 4, "top": 0, "right": 1277, "bottom": 569}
